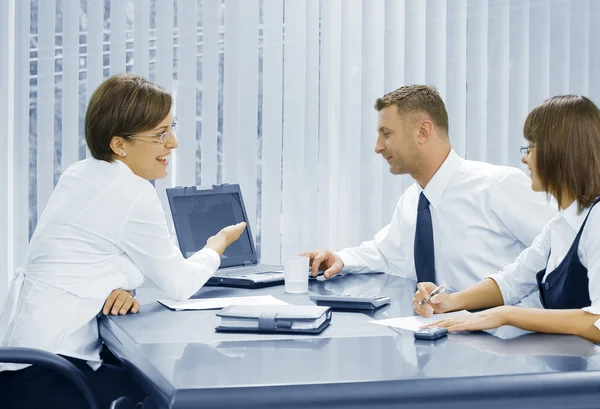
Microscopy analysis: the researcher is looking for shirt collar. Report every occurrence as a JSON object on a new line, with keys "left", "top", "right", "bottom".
{"left": 112, "top": 158, "right": 137, "bottom": 176}
{"left": 560, "top": 200, "right": 590, "bottom": 232}
{"left": 417, "top": 149, "right": 461, "bottom": 207}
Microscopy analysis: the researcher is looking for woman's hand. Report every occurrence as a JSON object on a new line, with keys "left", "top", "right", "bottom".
{"left": 102, "top": 289, "right": 140, "bottom": 316}
{"left": 424, "top": 306, "right": 512, "bottom": 332}
{"left": 205, "top": 222, "right": 247, "bottom": 256}
{"left": 412, "top": 282, "right": 457, "bottom": 317}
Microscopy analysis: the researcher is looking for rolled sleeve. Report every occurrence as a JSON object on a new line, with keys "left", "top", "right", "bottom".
{"left": 119, "top": 186, "right": 221, "bottom": 301}
{"left": 189, "top": 248, "right": 221, "bottom": 270}
{"left": 487, "top": 220, "right": 554, "bottom": 306}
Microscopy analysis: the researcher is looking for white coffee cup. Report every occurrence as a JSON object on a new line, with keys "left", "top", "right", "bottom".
{"left": 283, "top": 256, "right": 309, "bottom": 293}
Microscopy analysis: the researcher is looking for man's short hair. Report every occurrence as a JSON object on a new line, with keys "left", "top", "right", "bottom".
{"left": 524, "top": 95, "right": 600, "bottom": 213}
{"left": 374, "top": 85, "right": 449, "bottom": 135}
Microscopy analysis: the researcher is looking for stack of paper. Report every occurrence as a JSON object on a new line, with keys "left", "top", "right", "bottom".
{"left": 368, "top": 310, "right": 471, "bottom": 332}
{"left": 157, "top": 295, "right": 289, "bottom": 311}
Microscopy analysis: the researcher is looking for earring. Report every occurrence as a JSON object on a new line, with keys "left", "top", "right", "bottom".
{"left": 121, "top": 152, "right": 127, "bottom": 157}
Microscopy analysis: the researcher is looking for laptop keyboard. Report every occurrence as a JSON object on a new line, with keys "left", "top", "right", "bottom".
{"left": 217, "top": 264, "right": 282, "bottom": 277}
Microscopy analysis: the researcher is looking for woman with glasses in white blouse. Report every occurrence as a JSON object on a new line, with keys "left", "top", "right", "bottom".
{"left": 413, "top": 95, "right": 600, "bottom": 344}
{"left": 0, "top": 74, "right": 247, "bottom": 408}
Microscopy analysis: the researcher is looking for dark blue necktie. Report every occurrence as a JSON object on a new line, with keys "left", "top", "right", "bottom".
{"left": 414, "top": 192, "right": 436, "bottom": 284}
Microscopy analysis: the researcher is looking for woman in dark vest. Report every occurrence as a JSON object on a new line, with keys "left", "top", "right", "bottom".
{"left": 412, "top": 95, "right": 600, "bottom": 343}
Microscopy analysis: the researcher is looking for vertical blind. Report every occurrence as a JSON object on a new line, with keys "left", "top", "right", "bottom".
{"left": 2, "top": 0, "right": 600, "bottom": 305}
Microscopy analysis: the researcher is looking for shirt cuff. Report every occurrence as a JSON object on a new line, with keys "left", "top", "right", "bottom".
{"left": 583, "top": 305, "right": 600, "bottom": 332}
{"left": 335, "top": 251, "right": 355, "bottom": 272}
{"left": 487, "top": 273, "right": 519, "bottom": 306}
{"left": 190, "top": 248, "right": 221, "bottom": 271}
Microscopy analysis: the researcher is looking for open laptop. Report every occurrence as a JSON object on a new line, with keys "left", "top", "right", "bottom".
{"left": 166, "top": 184, "right": 285, "bottom": 288}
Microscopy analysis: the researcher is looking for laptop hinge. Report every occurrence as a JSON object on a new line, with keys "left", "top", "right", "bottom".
{"left": 243, "top": 260, "right": 256, "bottom": 266}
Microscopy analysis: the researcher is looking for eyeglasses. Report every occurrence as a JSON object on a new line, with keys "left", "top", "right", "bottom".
{"left": 519, "top": 144, "right": 535, "bottom": 159}
{"left": 123, "top": 121, "right": 178, "bottom": 144}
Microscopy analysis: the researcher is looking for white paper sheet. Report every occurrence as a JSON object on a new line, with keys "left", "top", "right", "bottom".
{"left": 369, "top": 310, "right": 471, "bottom": 332}
{"left": 157, "top": 295, "right": 289, "bottom": 311}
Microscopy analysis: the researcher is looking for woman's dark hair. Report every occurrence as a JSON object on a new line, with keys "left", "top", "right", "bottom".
{"left": 524, "top": 95, "right": 600, "bottom": 213}
{"left": 85, "top": 74, "right": 172, "bottom": 161}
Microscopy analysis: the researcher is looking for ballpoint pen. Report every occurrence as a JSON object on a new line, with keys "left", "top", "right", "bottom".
{"left": 418, "top": 283, "right": 447, "bottom": 306}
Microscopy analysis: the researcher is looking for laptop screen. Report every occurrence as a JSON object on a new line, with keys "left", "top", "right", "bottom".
{"left": 170, "top": 192, "right": 254, "bottom": 262}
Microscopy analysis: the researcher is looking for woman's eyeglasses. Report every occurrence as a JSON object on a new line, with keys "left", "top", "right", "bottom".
{"left": 123, "top": 121, "right": 178, "bottom": 144}
{"left": 519, "top": 145, "right": 535, "bottom": 159}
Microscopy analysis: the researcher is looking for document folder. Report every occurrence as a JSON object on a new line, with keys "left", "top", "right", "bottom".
{"left": 215, "top": 305, "right": 332, "bottom": 334}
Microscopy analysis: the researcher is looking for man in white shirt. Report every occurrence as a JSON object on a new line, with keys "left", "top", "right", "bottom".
{"left": 302, "top": 85, "right": 556, "bottom": 297}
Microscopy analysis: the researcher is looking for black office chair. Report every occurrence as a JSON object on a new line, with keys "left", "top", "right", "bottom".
{"left": 0, "top": 347, "right": 136, "bottom": 409}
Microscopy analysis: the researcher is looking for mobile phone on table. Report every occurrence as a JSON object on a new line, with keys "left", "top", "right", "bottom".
{"left": 414, "top": 327, "right": 448, "bottom": 340}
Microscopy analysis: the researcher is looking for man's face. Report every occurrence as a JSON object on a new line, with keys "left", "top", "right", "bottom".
{"left": 374, "top": 105, "right": 419, "bottom": 175}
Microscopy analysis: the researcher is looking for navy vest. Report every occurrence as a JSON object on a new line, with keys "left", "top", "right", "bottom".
{"left": 536, "top": 199, "right": 600, "bottom": 310}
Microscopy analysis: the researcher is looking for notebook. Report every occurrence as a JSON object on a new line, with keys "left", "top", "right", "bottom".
{"left": 215, "top": 305, "right": 332, "bottom": 334}
{"left": 166, "top": 184, "right": 284, "bottom": 288}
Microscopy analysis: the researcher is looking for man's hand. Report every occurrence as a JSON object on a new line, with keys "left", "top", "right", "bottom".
{"left": 103, "top": 289, "right": 140, "bottom": 316}
{"left": 300, "top": 249, "right": 344, "bottom": 279}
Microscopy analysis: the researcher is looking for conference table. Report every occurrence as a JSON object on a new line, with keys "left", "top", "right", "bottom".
{"left": 100, "top": 273, "right": 600, "bottom": 409}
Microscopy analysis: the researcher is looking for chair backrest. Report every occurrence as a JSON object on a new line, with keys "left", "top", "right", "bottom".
{"left": 110, "top": 396, "right": 135, "bottom": 409}
{"left": 0, "top": 347, "right": 100, "bottom": 409}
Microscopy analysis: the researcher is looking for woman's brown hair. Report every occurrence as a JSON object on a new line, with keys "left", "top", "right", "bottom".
{"left": 85, "top": 74, "right": 172, "bottom": 162}
{"left": 524, "top": 95, "right": 600, "bottom": 213}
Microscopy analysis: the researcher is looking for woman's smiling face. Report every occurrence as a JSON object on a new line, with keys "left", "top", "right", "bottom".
{"left": 116, "top": 111, "right": 178, "bottom": 180}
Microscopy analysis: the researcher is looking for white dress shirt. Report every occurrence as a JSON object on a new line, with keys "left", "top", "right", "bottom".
{"left": 490, "top": 200, "right": 600, "bottom": 326}
{"left": 336, "top": 150, "right": 557, "bottom": 292}
{"left": 0, "top": 158, "right": 220, "bottom": 370}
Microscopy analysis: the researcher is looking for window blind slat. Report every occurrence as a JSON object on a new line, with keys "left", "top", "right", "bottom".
{"left": 336, "top": 0, "right": 362, "bottom": 249}
{"left": 382, "top": 0, "right": 405, "bottom": 224}
{"left": 486, "top": 0, "right": 509, "bottom": 165}
{"left": 508, "top": 0, "right": 529, "bottom": 169}
{"left": 465, "top": 0, "right": 488, "bottom": 161}
{"left": 199, "top": 0, "right": 219, "bottom": 186}
{"left": 425, "top": 0, "right": 447, "bottom": 99}
{"left": 153, "top": 0, "right": 175, "bottom": 219}
{"left": 304, "top": 0, "right": 320, "bottom": 252}
{"left": 549, "top": 0, "right": 570, "bottom": 95}
{"left": 222, "top": 0, "right": 242, "bottom": 185}
{"left": 569, "top": 0, "right": 589, "bottom": 95}
{"left": 445, "top": 0, "right": 467, "bottom": 157}
{"left": 13, "top": 0, "right": 30, "bottom": 268}
{"left": 61, "top": 0, "right": 80, "bottom": 170}
{"left": 0, "top": 0, "right": 16, "bottom": 294}
{"left": 360, "top": 0, "right": 385, "bottom": 240}
{"left": 133, "top": 0, "right": 150, "bottom": 77}
{"left": 317, "top": 0, "right": 337, "bottom": 248}
{"left": 236, "top": 0, "right": 259, "bottom": 243}
{"left": 528, "top": 1, "right": 550, "bottom": 108}
{"left": 86, "top": 0, "right": 104, "bottom": 159}
{"left": 176, "top": 0, "right": 197, "bottom": 187}
{"left": 36, "top": 0, "right": 55, "bottom": 218}
{"left": 260, "top": 0, "right": 284, "bottom": 264}
{"left": 86, "top": 0, "right": 104, "bottom": 98}
{"left": 281, "top": 0, "right": 307, "bottom": 256}
{"left": 110, "top": 0, "right": 126, "bottom": 74}
{"left": 590, "top": 0, "right": 600, "bottom": 103}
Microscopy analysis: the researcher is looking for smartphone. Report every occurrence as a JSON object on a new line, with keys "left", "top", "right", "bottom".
{"left": 413, "top": 327, "right": 448, "bottom": 340}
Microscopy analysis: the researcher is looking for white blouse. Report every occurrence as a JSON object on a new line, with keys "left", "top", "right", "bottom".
{"left": 490, "top": 199, "right": 600, "bottom": 327}
{"left": 0, "top": 158, "right": 220, "bottom": 370}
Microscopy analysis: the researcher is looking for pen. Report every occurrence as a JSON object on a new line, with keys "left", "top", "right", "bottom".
{"left": 418, "top": 283, "right": 447, "bottom": 306}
